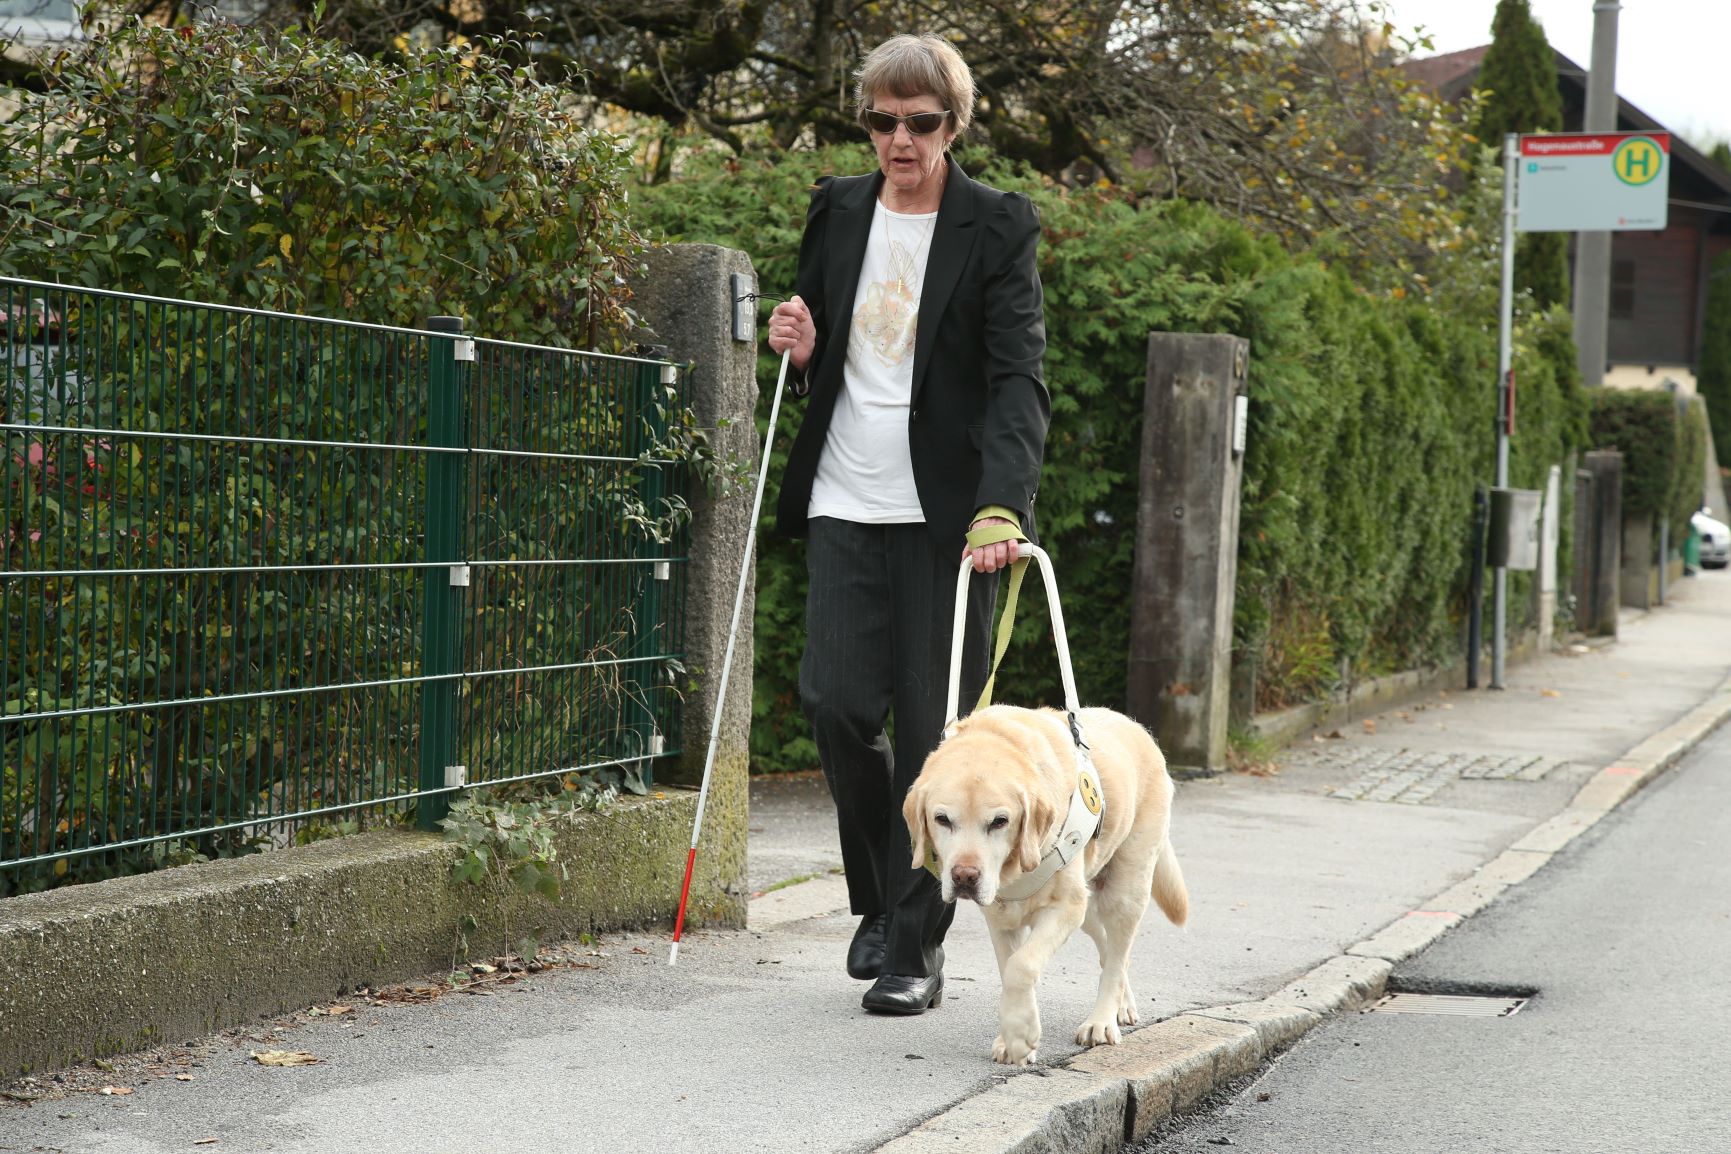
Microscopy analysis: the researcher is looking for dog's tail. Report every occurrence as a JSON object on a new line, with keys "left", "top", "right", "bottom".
{"left": 1151, "top": 838, "right": 1189, "bottom": 928}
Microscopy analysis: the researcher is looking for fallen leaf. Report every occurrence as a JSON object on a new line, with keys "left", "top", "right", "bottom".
{"left": 195, "top": 1140, "right": 220, "bottom": 1146}
{"left": 470, "top": 964, "right": 497, "bottom": 975}
{"left": 631, "top": 947, "right": 649, "bottom": 955}
{"left": 251, "top": 1050, "right": 318, "bottom": 1067}
{"left": 327, "top": 1005, "right": 354, "bottom": 1015}
{"left": 1540, "top": 689, "right": 1561, "bottom": 698}
{"left": 175, "top": 1074, "right": 195, "bottom": 1082}
{"left": 1395, "top": 712, "right": 1412, "bottom": 722}
{"left": 98, "top": 1086, "right": 133, "bottom": 1096}
{"left": 1323, "top": 729, "right": 1344, "bottom": 740}
{"left": 1362, "top": 720, "right": 1377, "bottom": 734}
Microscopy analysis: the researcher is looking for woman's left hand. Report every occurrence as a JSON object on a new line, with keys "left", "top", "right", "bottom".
{"left": 964, "top": 516, "right": 1020, "bottom": 574}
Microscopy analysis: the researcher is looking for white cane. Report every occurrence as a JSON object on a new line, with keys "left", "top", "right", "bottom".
{"left": 669, "top": 347, "right": 792, "bottom": 965}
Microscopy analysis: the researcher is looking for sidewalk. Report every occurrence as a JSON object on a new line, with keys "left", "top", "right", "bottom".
{"left": 3, "top": 573, "right": 1729, "bottom": 1154}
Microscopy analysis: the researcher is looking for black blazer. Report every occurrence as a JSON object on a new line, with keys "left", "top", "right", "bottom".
{"left": 774, "top": 158, "right": 1050, "bottom": 547}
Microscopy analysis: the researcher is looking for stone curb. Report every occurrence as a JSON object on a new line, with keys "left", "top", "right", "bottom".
{"left": 868, "top": 671, "right": 1731, "bottom": 1153}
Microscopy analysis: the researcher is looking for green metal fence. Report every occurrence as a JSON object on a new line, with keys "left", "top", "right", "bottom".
{"left": 0, "top": 277, "right": 689, "bottom": 891}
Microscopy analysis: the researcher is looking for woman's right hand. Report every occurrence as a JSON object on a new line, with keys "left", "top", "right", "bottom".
{"left": 767, "top": 295, "right": 816, "bottom": 372}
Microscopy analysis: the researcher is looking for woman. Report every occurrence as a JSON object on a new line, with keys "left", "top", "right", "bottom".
{"left": 767, "top": 33, "right": 1049, "bottom": 1015}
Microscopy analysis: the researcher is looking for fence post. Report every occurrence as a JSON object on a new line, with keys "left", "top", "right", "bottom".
{"left": 418, "top": 316, "right": 467, "bottom": 831}
{"left": 1126, "top": 332, "right": 1250, "bottom": 774}
{"left": 627, "top": 358, "right": 672, "bottom": 786}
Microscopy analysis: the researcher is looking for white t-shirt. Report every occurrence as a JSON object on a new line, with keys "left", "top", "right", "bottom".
{"left": 807, "top": 201, "right": 937, "bottom": 524}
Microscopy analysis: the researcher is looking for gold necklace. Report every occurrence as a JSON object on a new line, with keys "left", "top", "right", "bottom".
{"left": 881, "top": 202, "right": 939, "bottom": 297}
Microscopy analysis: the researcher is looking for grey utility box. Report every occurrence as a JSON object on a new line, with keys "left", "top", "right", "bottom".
{"left": 1489, "top": 487, "right": 1543, "bottom": 570}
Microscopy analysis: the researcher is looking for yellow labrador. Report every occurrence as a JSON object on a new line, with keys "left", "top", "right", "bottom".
{"left": 904, "top": 705, "right": 1188, "bottom": 1066}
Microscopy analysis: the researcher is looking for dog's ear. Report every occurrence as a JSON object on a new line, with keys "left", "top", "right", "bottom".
{"left": 1016, "top": 789, "right": 1056, "bottom": 874}
{"left": 903, "top": 782, "right": 929, "bottom": 870}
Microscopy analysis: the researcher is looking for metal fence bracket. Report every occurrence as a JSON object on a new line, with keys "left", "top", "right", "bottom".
{"left": 654, "top": 560, "right": 671, "bottom": 581}
{"left": 444, "top": 765, "right": 468, "bottom": 790}
{"left": 453, "top": 337, "right": 475, "bottom": 362}
{"left": 449, "top": 564, "right": 471, "bottom": 587}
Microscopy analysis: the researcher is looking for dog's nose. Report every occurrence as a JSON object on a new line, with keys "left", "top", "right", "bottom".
{"left": 951, "top": 864, "right": 981, "bottom": 890}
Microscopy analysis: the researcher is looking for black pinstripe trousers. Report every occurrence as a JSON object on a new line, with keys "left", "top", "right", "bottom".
{"left": 800, "top": 517, "right": 996, "bottom": 978}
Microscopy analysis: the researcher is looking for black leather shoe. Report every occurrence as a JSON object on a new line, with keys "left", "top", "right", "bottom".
{"left": 861, "top": 972, "right": 944, "bottom": 1015}
{"left": 846, "top": 914, "right": 887, "bottom": 980}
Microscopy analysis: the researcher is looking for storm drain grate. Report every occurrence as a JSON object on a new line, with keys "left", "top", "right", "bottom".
{"left": 1367, "top": 993, "right": 1528, "bottom": 1017}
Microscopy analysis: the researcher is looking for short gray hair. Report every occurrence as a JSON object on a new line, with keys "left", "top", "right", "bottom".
{"left": 854, "top": 35, "right": 975, "bottom": 138}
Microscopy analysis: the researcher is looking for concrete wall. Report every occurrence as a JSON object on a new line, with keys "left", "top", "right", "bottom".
{"left": 0, "top": 796, "right": 726, "bottom": 1078}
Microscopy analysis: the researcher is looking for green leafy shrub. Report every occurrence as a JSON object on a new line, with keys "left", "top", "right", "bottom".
{"left": 635, "top": 146, "right": 1587, "bottom": 770}
{"left": 1700, "top": 252, "right": 1731, "bottom": 467}
{"left": 1589, "top": 389, "right": 1678, "bottom": 520}
{"left": 1673, "top": 397, "right": 1709, "bottom": 538}
{"left": 0, "top": 20, "right": 639, "bottom": 342}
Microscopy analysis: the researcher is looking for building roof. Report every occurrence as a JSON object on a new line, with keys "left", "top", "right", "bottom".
{"left": 1403, "top": 45, "right": 1731, "bottom": 210}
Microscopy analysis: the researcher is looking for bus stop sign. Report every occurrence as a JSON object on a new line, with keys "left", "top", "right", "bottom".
{"left": 1516, "top": 131, "right": 1670, "bottom": 233}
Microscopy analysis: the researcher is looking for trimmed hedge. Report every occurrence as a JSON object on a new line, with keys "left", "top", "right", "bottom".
{"left": 1588, "top": 388, "right": 1707, "bottom": 550}
{"left": 1701, "top": 252, "right": 1731, "bottom": 468}
{"left": 634, "top": 146, "right": 1587, "bottom": 770}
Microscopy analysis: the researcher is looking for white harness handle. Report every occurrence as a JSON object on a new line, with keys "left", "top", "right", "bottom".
{"left": 943, "top": 545, "right": 1081, "bottom": 726}
{"left": 939, "top": 545, "right": 1104, "bottom": 902}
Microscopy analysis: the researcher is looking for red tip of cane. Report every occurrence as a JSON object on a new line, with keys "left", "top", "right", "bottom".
{"left": 672, "top": 847, "right": 699, "bottom": 943}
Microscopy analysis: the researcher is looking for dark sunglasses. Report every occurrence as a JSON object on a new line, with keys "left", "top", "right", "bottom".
{"left": 863, "top": 108, "right": 951, "bottom": 136}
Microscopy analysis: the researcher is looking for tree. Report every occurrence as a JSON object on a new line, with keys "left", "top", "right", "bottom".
{"left": 136, "top": 0, "right": 1473, "bottom": 276}
{"left": 1701, "top": 252, "right": 1731, "bottom": 467}
{"left": 1709, "top": 141, "right": 1731, "bottom": 177}
{"left": 1473, "top": 0, "right": 1571, "bottom": 309}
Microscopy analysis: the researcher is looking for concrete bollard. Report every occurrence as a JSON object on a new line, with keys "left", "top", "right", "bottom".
{"left": 628, "top": 244, "right": 760, "bottom": 926}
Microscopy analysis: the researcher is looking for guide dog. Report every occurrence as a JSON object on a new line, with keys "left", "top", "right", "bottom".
{"left": 904, "top": 705, "right": 1188, "bottom": 1065}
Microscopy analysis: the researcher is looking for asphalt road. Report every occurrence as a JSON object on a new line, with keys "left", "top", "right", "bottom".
{"left": 1143, "top": 717, "right": 1731, "bottom": 1154}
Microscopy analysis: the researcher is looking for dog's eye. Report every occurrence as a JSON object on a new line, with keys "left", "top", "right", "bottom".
{"left": 988, "top": 815, "right": 1009, "bottom": 831}
{"left": 933, "top": 814, "right": 953, "bottom": 829}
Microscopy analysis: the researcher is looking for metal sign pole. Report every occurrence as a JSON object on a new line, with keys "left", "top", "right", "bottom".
{"left": 1492, "top": 133, "right": 1517, "bottom": 690}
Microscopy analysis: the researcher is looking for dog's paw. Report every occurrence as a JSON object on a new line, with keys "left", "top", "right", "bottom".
{"left": 1074, "top": 1019, "right": 1122, "bottom": 1048}
{"left": 992, "top": 1034, "right": 1038, "bottom": 1066}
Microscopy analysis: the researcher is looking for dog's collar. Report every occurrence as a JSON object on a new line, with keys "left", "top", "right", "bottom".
{"left": 927, "top": 712, "right": 1105, "bottom": 902}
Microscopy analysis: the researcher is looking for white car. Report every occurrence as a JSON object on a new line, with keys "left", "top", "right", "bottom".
{"left": 1694, "top": 509, "right": 1730, "bottom": 570}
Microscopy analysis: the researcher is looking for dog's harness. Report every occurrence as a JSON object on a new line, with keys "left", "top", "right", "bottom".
{"left": 933, "top": 542, "right": 1105, "bottom": 901}
{"left": 993, "top": 713, "right": 1105, "bottom": 901}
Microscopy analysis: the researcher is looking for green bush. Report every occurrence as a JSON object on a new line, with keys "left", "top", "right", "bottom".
{"left": 635, "top": 146, "right": 1586, "bottom": 770}
{"left": 0, "top": 20, "right": 640, "bottom": 341}
{"left": 1587, "top": 387, "right": 1709, "bottom": 562}
{"left": 1700, "top": 252, "right": 1731, "bottom": 466}
{"left": 1673, "top": 397, "right": 1709, "bottom": 539}
{"left": 1589, "top": 389, "right": 1678, "bottom": 521}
